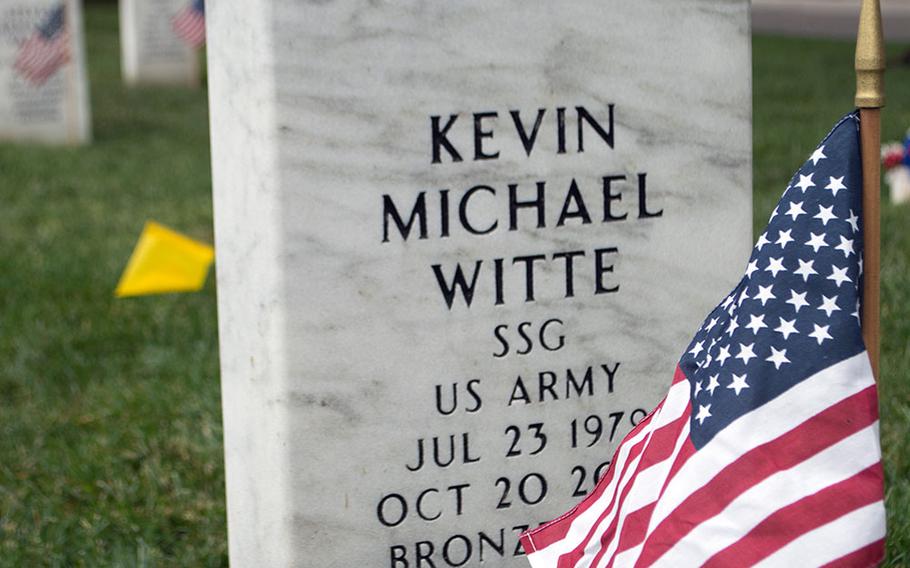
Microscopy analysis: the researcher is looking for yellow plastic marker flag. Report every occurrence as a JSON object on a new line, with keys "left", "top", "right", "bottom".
{"left": 115, "top": 221, "right": 215, "bottom": 297}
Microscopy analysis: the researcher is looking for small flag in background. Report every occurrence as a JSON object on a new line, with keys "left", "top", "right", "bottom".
{"left": 520, "top": 113, "right": 885, "bottom": 567}
{"left": 115, "top": 221, "right": 214, "bottom": 298}
{"left": 14, "top": 3, "right": 70, "bottom": 86}
{"left": 172, "top": 0, "right": 205, "bottom": 48}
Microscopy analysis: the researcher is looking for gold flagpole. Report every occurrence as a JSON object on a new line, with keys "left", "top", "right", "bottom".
{"left": 856, "top": 0, "right": 885, "bottom": 380}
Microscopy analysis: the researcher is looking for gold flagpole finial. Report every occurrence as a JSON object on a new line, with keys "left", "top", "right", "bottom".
{"left": 856, "top": 0, "right": 886, "bottom": 108}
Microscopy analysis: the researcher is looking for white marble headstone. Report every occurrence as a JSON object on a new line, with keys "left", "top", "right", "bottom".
{"left": 0, "top": 0, "right": 90, "bottom": 144}
{"left": 119, "top": 0, "right": 198, "bottom": 87}
{"left": 208, "top": 1, "right": 752, "bottom": 566}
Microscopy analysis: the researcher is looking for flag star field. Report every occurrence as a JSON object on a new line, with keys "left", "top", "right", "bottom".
{"left": 680, "top": 114, "right": 866, "bottom": 448}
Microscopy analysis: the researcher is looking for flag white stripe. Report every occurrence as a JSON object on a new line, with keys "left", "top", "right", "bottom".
{"left": 175, "top": 16, "right": 202, "bottom": 34}
{"left": 526, "top": 381, "right": 690, "bottom": 566}
{"left": 646, "top": 352, "right": 873, "bottom": 535}
{"left": 29, "top": 47, "right": 63, "bottom": 81}
{"left": 173, "top": 12, "right": 205, "bottom": 45}
{"left": 16, "top": 32, "right": 69, "bottom": 85}
{"left": 30, "top": 47, "right": 55, "bottom": 71}
{"left": 526, "top": 433, "right": 651, "bottom": 568}
{"left": 574, "top": 446, "right": 649, "bottom": 568}
{"left": 594, "top": 421, "right": 692, "bottom": 568}
{"left": 17, "top": 40, "right": 43, "bottom": 69}
{"left": 612, "top": 543, "right": 642, "bottom": 568}
{"left": 530, "top": 441, "right": 651, "bottom": 568}
{"left": 654, "top": 423, "right": 881, "bottom": 566}
{"left": 606, "top": 420, "right": 694, "bottom": 568}
{"left": 574, "top": 385, "right": 692, "bottom": 568}
{"left": 753, "top": 501, "right": 886, "bottom": 567}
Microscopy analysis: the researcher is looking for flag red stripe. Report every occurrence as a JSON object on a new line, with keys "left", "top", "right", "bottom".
{"left": 703, "top": 463, "right": 885, "bottom": 567}
{"left": 15, "top": 38, "right": 44, "bottom": 70}
{"left": 175, "top": 22, "right": 204, "bottom": 40}
{"left": 560, "top": 409, "right": 691, "bottom": 566}
{"left": 819, "top": 538, "right": 886, "bottom": 568}
{"left": 606, "top": 428, "right": 698, "bottom": 564}
{"left": 523, "top": 368, "right": 690, "bottom": 554}
{"left": 520, "top": 367, "right": 694, "bottom": 553}
{"left": 580, "top": 457, "right": 654, "bottom": 567}
{"left": 521, "top": 403, "right": 663, "bottom": 553}
{"left": 670, "top": 366, "right": 688, "bottom": 386}
{"left": 653, "top": 433, "right": 696, "bottom": 499}
{"left": 174, "top": 17, "right": 203, "bottom": 36}
{"left": 27, "top": 51, "right": 67, "bottom": 83}
{"left": 14, "top": 32, "right": 69, "bottom": 86}
{"left": 577, "top": 412, "right": 692, "bottom": 567}
{"left": 173, "top": 10, "right": 205, "bottom": 46}
{"left": 634, "top": 385, "right": 878, "bottom": 567}
{"left": 551, "top": 436, "right": 651, "bottom": 567}
{"left": 611, "top": 503, "right": 655, "bottom": 561}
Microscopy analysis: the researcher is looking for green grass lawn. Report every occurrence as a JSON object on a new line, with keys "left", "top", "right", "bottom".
{"left": 0, "top": 6, "right": 907, "bottom": 566}
{"left": 0, "top": 6, "right": 223, "bottom": 566}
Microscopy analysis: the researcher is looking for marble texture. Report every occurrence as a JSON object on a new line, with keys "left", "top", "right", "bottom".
{"left": 119, "top": 0, "right": 198, "bottom": 86}
{"left": 0, "top": 0, "right": 90, "bottom": 144}
{"left": 208, "top": 1, "right": 752, "bottom": 566}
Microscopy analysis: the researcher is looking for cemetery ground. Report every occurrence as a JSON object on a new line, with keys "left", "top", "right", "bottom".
{"left": 0, "top": 5, "right": 907, "bottom": 566}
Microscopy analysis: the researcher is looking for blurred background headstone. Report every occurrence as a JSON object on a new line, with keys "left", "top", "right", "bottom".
{"left": 118, "top": 0, "right": 198, "bottom": 87}
{"left": 752, "top": 0, "right": 910, "bottom": 41}
{"left": 0, "top": 0, "right": 91, "bottom": 144}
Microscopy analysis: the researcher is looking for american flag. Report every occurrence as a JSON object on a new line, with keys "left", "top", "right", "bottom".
{"left": 520, "top": 113, "right": 885, "bottom": 567}
{"left": 172, "top": 0, "right": 205, "bottom": 48}
{"left": 13, "top": 4, "right": 70, "bottom": 87}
